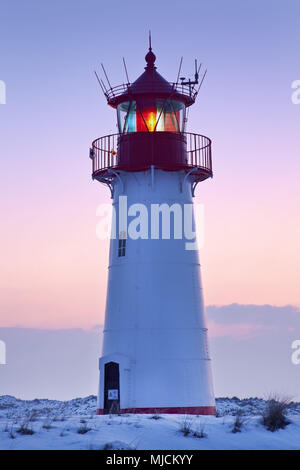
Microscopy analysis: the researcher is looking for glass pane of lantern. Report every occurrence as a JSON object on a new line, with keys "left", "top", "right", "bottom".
{"left": 172, "top": 100, "right": 186, "bottom": 132}
{"left": 136, "top": 99, "right": 157, "bottom": 132}
{"left": 164, "top": 101, "right": 178, "bottom": 132}
{"left": 118, "top": 99, "right": 185, "bottom": 133}
{"left": 156, "top": 100, "right": 185, "bottom": 132}
{"left": 117, "top": 102, "right": 127, "bottom": 133}
{"left": 117, "top": 101, "right": 136, "bottom": 134}
{"left": 124, "top": 101, "right": 136, "bottom": 133}
{"left": 156, "top": 101, "right": 164, "bottom": 131}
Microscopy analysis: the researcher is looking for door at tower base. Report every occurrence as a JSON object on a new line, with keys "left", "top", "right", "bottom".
{"left": 96, "top": 328, "right": 216, "bottom": 415}
{"left": 97, "top": 353, "right": 131, "bottom": 415}
{"left": 104, "top": 362, "right": 120, "bottom": 414}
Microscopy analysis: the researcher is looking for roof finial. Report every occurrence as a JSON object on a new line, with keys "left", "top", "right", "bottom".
{"left": 145, "top": 30, "right": 156, "bottom": 70}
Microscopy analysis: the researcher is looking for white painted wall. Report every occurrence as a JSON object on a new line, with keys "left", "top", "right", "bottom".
{"left": 97, "top": 169, "right": 215, "bottom": 410}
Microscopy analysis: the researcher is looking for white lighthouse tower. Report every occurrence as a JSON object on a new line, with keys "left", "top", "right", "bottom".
{"left": 91, "top": 44, "right": 215, "bottom": 415}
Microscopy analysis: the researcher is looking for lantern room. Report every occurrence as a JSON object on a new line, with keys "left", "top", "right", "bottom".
{"left": 109, "top": 47, "right": 192, "bottom": 131}
{"left": 91, "top": 46, "right": 213, "bottom": 182}
{"left": 117, "top": 99, "right": 186, "bottom": 133}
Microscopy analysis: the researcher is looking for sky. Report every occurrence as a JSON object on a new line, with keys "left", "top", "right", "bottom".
{"left": 1, "top": 304, "right": 300, "bottom": 400}
{"left": 0, "top": 0, "right": 299, "bottom": 331}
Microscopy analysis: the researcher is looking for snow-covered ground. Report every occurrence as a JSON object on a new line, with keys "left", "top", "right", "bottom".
{"left": 0, "top": 395, "right": 300, "bottom": 450}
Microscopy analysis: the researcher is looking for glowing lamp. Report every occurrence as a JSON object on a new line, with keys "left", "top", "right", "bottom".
{"left": 136, "top": 105, "right": 157, "bottom": 132}
{"left": 145, "top": 110, "right": 156, "bottom": 132}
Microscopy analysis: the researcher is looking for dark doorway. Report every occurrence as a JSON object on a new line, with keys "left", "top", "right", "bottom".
{"left": 104, "top": 362, "right": 120, "bottom": 414}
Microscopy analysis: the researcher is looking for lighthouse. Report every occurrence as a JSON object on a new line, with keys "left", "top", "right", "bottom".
{"left": 91, "top": 43, "right": 215, "bottom": 415}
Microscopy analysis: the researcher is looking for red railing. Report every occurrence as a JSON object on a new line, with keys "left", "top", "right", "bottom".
{"left": 91, "top": 134, "right": 119, "bottom": 174}
{"left": 186, "top": 133, "right": 212, "bottom": 172}
{"left": 91, "top": 132, "right": 212, "bottom": 178}
{"left": 104, "top": 82, "right": 198, "bottom": 102}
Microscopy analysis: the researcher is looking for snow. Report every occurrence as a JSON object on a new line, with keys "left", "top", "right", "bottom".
{"left": 0, "top": 396, "right": 300, "bottom": 450}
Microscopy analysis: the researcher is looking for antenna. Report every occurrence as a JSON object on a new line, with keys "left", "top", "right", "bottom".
{"left": 196, "top": 61, "right": 202, "bottom": 79}
{"left": 122, "top": 57, "right": 130, "bottom": 84}
{"left": 191, "top": 61, "right": 202, "bottom": 94}
{"left": 94, "top": 70, "right": 107, "bottom": 96}
{"left": 180, "top": 58, "right": 200, "bottom": 95}
{"left": 149, "top": 30, "right": 152, "bottom": 50}
{"left": 176, "top": 57, "right": 183, "bottom": 85}
{"left": 100, "top": 78, "right": 108, "bottom": 93}
{"left": 185, "top": 106, "right": 190, "bottom": 125}
{"left": 194, "top": 59, "right": 199, "bottom": 81}
{"left": 101, "top": 63, "right": 113, "bottom": 90}
{"left": 194, "top": 69, "right": 207, "bottom": 97}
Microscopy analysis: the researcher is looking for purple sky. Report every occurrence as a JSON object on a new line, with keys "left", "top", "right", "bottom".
{"left": 0, "top": 1, "right": 299, "bottom": 398}
{"left": 1, "top": 0, "right": 300, "bottom": 328}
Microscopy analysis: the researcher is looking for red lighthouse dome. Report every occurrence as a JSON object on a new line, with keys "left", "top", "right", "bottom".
{"left": 91, "top": 47, "right": 212, "bottom": 184}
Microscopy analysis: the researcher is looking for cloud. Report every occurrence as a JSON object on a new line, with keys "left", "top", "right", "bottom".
{"left": 208, "top": 320, "right": 276, "bottom": 339}
{"left": 205, "top": 303, "right": 300, "bottom": 339}
{"left": 0, "top": 304, "right": 299, "bottom": 400}
{"left": 207, "top": 303, "right": 300, "bottom": 324}
{"left": 206, "top": 304, "right": 300, "bottom": 400}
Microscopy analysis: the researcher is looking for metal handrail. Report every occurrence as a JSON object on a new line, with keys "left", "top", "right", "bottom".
{"left": 91, "top": 132, "right": 212, "bottom": 176}
{"left": 104, "top": 82, "right": 198, "bottom": 102}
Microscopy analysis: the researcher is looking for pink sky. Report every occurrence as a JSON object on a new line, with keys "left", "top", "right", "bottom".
{"left": 0, "top": 0, "right": 299, "bottom": 329}
{"left": 1, "top": 162, "right": 299, "bottom": 329}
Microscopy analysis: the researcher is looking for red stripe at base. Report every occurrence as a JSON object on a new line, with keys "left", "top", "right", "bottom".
{"left": 96, "top": 406, "right": 216, "bottom": 416}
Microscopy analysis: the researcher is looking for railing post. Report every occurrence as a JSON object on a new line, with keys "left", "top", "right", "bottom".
{"left": 92, "top": 145, "right": 94, "bottom": 174}
{"left": 108, "top": 135, "right": 111, "bottom": 168}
